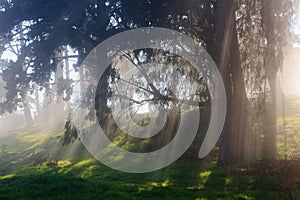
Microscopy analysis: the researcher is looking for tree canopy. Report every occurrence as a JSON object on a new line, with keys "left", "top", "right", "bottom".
{"left": 0, "top": 0, "right": 299, "bottom": 164}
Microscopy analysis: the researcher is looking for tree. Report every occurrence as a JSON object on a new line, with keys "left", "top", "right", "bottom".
{"left": 236, "top": 0, "right": 297, "bottom": 160}
{"left": 0, "top": 0, "right": 297, "bottom": 164}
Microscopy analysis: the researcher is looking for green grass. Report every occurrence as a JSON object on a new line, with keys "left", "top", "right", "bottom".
{"left": 0, "top": 95, "right": 300, "bottom": 199}
{"left": 277, "top": 95, "right": 300, "bottom": 159}
{"left": 0, "top": 158, "right": 284, "bottom": 200}
{"left": 0, "top": 126, "right": 294, "bottom": 200}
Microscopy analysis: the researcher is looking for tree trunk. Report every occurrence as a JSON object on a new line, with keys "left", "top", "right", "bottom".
{"left": 263, "top": 77, "right": 277, "bottom": 159}
{"left": 20, "top": 22, "right": 34, "bottom": 127}
{"left": 23, "top": 97, "right": 33, "bottom": 127}
{"left": 262, "top": 0, "right": 278, "bottom": 160}
{"left": 215, "top": 0, "right": 249, "bottom": 165}
{"left": 54, "top": 48, "right": 66, "bottom": 123}
{"left": 227, "top": 25, "right": 250, "bottom": 163}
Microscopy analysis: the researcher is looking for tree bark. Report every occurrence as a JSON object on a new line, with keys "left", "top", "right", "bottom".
{"left": 263, "top": 77, "right": 277, "bottom": 159}
{"left": 215, "top": 0, "right": 249, "bottom": 165}
{"left": 262, "top": 0, "right": 278, "bottom": 160}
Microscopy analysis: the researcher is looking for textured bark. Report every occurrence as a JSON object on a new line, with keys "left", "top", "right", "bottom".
{"left": 263, "top": 77, "right": 277, "bottom": 159}
{"left": 228, "top": 25, "right": 250, "bottom": 162}
{"left": 262, "top": 0, "right": 278, "bottom": 160}
{"left": 215, "top": 0, "right": 249, "bottom": 165}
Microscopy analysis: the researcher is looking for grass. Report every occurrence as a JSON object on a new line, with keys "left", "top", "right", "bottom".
{"left": 0, "top": 127, "right": 294, "bottom": 200}
{"left": 277, "top": 95, "right": 300, "bottom": 159}
{"left": 0, "top": 158, "right": 284, "bottom": 200}
{"left": 0, "top": 95, "right": 300, "bottom": 199}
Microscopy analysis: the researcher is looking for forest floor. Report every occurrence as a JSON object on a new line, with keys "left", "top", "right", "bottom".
{"left": 0, "top": 95, "right": 300, "bottom": 200}
{"left": 0, "top": 126, "right": 299, "bottom": 200}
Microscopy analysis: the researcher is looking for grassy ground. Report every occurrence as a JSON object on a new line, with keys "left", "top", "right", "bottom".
{"left": 277, "top": 95, "right": 300, "bottom": 159}
{"left": 0, "top": 126, "right": 297, "bottom": 200}
{"left": 0, "top": 164, "right": 282, "bottom": 200}
{"left": 0, "top": 95, "right": 299, "bottom": 199}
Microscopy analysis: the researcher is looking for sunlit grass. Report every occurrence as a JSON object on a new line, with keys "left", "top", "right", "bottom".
{"left": 0, "top": 148, "right": 293, "bottom": 200}
{"left": 0, "top": 95, "right": 299, "bottom": 199}
{"left": 225, "top": 177, "right": 232, "bottom": 185}
{"left": 277, "top": 95, "right": 300, "bottom": 159}
{"left": 199, "top": 170, "right": 212, "bottom": 187}
{"left": 0, "top": 127, "right": 283, "bottom": 199}
{"left": 17, "top": 131, "right": 51, "bottom": 150}
{"left": 73, "top": 158, "right": 95, "bottom": 168}
{"left": 0, "top": 173, "right": 15, "bottom": 179}
{"left": 57, "top": 160, "right": 72, "bottom": 167}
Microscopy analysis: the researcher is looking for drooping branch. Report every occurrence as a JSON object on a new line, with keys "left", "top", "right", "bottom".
{"left": 116, "top": 51, "right": 210, "bottom": 109}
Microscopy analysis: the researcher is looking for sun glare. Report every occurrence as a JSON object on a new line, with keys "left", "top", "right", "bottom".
{"left": 280, "top": 4, "right": 300, "bottom": 95}
{"left": 281, "top": 47, "right": 300, "bottom": 95}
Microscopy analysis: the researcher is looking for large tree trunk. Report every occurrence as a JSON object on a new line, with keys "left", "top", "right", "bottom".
{"left": 215, "top": 0, "right": 249, "bottom": 165}
{"left": 262, "top": 0, "right": 278, "bottom": 160}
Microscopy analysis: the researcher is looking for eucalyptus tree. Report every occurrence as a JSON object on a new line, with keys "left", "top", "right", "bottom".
{"left": 0, "top": 0, "right": 297, "bottom": 164}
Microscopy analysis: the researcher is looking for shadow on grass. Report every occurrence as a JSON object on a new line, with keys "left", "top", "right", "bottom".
{"left": 0, "top": 126, "right": 298, "bottom": 200}
{"left": 0, "top": 157, "right": 291, "bottom": 200}
{"left": 0, "top": 171, "right": 203, "bottom": 200}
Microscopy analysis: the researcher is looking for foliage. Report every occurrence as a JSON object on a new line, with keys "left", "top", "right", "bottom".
{"left": 0, "top": 0, "right": 216, "bottom": 113}
{"left": 0, "top": 0, "right": 298, "bottom": 168}
{"left": 58, "top": 119, "right": 78, "bottom": 146}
